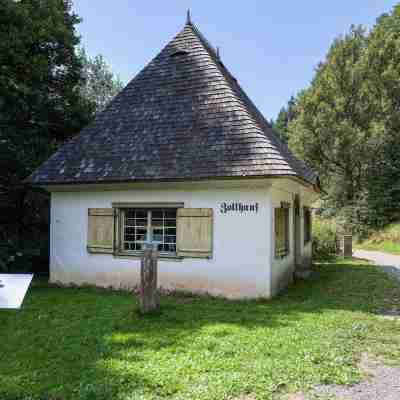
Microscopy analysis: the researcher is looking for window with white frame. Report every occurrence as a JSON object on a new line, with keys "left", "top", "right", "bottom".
{"left": 121, "top": 208, "right": 177, "bottom": 254}
{"left": 274, "top": 207, "right": 290, "bottom": 258}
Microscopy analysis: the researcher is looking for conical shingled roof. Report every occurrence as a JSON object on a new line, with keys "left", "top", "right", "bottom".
{"left": 29, "top": 20, "right": 318, "bottom": 188}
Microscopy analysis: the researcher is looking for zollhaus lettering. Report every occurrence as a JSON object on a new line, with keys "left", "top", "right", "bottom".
{"left": 220, "top": 202, "right": 259, "bottom": 214}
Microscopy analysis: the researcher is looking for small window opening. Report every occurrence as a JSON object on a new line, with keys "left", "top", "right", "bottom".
{"left": 170, "top": 50, "right": 188, "bottom": 58}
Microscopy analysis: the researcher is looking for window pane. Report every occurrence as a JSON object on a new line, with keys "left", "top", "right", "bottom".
{"left": 157, "top": 243, "right": 165, "bottom": 251}
{"left": 152, "top": 210, "right": 163, "bottom": 219}
{"left": 152, "top": 228, "right": 163, "bottom": 242}
{"left": 135, "top": 210, "right": 147, "bottom": 218}
{"left": 122, "top": 208, "right": 177, "bottom": 254}
{"left": 124, "top": 242, "right": 134, "bottom": 251}
{"left": 157, "top": 243, "right": 177, "bottom": 252}
{"left": 123, "top": 209, "right": 149, "bottom": 251}
{"left": 124, "top": 227, "right": 135, "bottom": 235}
{"left": 165, "top": 210, "right": 177, "bottom": 219}
{"left": 165, "top": 235, "right": 176, "bottom": 244}
{"left": 125, "top": 210, "right": 133, "bottom": 218}
{"left": 135, "top": 233, "right": 146, "bottom": 242}
{"left": 133, "top": 220, "right": 147, "bottom": 227}
{"left": 153, "top": 233, "right": 163, "bottom": 242}
{"left": 165, "top": 227, "right": 176, "bottom": 235}
{"left": 168, "top": 244, "right": 176, "bottom": 252}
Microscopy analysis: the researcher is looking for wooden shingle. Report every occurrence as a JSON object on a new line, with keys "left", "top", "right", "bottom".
{"left": 28, "top": 20, "right": 318, "bottom": 187}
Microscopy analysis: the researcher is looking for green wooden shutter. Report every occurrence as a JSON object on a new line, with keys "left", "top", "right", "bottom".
{"left": 275, "top": 208, "right": 284, "bottom": 258}
{"left": 87, "top": 208, "right": 114, "bottom": 254}
{"left": 176, "top": 208, "right": 213, "bottom": 258}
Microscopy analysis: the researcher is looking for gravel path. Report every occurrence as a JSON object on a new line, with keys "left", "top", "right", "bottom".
{"left": 284, "top": 354, "right": 400, "bottom": 400}
{"left": 283, "top": 250, "right": 400, "bottom": 400}
{"left": 353, "top": 249, "right": 400, "bottom": 282}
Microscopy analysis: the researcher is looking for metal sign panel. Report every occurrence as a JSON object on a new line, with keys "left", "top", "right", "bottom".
{"left": 0, "top": 274, "right": 33, "bottom": 309}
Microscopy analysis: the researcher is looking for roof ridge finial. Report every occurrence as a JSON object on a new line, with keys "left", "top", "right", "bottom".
{"left": 186, "top": 9, "right": 192, "bottom": 25}
{"left": 216, "top": 46, "right": 220, "bottom": 60}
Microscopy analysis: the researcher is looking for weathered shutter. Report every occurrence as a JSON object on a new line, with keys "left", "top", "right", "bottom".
{"left": 176, "top": 208, "right": 213, "bottom": 258}
{"left": 275, "top": 209, "right": 281, "bottom": 257}
{"left": 275, "top": 208, "right": 285, "bottom": 258}
{"left": 87, "top": 208, "right": 114, "bottom": 254}
{"left": 284, "top": 208, "right": 290, "bottom": 253}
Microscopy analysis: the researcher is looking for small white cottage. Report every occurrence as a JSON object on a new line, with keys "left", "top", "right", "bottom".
{"left": 29, "top": 16, "right": 320, "bottom": 298}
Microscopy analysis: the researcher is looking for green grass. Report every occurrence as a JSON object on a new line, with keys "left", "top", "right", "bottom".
{"left": 356, "top": 222, "right": 400, "bottom": 255}
{"left": 356, "top": 241, "right": 400, "bottom": 255}
{"left": 1, "top": 259, "right": 400, "bottom": 400}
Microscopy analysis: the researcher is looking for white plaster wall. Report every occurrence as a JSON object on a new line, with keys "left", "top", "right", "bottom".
{"left": 269, "top": 181, "right": 316, "bottom": 296}
{"left": 50, "top": 182, "right": 271, "bottom": 299}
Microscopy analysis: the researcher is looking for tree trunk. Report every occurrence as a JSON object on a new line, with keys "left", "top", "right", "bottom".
{"left": 139, "top": 244, "right": 159, "bottom": 314}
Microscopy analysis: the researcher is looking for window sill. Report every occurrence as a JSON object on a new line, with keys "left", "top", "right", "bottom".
{"left": 114, "top": 251, "right": 183, "bottom": 261}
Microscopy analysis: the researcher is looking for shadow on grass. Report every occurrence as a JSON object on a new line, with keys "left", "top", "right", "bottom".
{"left": 1, "top": 258, "right": 399, "bottom": 400}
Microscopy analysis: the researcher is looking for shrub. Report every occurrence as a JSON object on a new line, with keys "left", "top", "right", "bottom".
{"left": 312, "top": 217, "right": 338, "bottom": 260}
{"left": 357, "top": 221, "right": 400, "bottom": 250}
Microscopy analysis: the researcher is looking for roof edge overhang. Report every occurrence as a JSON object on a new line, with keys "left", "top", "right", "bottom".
{"left": 29, "top": 174, "right": 320, "bottom": 194}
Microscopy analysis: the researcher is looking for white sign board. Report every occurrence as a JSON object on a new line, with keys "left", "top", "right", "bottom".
{"left": 0, "top": 274, "right": 33, "bottom": 309}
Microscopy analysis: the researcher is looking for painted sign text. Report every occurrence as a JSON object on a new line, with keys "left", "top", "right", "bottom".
{"left": 220, "top": 202, "right": 259, "bottom": 214}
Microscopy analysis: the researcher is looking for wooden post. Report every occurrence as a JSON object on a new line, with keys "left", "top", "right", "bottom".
{"left": 342, "top": 234, "right": 353, "bottom": 258}
{"left": 139, "top": 243, "right": 159, "bottom": 314}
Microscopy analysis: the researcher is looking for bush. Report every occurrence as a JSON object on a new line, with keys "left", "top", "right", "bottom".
{"left": 356, "top": 221, "right": 400, "bottom": 254}
{"left": 312, "top": 217, "right": 338, "bottom": 260}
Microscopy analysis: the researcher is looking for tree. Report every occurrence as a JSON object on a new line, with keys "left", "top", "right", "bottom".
{"left": 287, "top": 4, "right": 400, "bottom": 235}
{"left": 356, "top": 4, "right": 400, "bottom": 230}
{"left": 0, "top": 0, "right": 93, "bottom": 272}
{"left": 287, "top": 26, "right": 370, "bottom": 210}
{"left": 78, "top": 48, "right": 124, "bottom": 114}
{"left": 272, "top": 96, "right": 297, "bottom": 143}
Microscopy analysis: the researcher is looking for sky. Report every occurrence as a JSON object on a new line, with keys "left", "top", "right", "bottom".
{"left": 73, "top": 1, "right": 398, "bottom": 120}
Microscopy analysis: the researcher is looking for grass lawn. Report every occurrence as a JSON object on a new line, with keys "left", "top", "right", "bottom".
{"left": 356, "top": 222, "right": 400, "bottom": 255}
{"left": 355, "top": 241, "right": 400, "bottom": 255}
{"left": 1, "top": 259, "right": 400, "bottom": 400}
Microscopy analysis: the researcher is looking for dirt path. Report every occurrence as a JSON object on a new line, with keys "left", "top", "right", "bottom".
{"left": 353, "top": 249, "right": 400, "bottom": 282}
